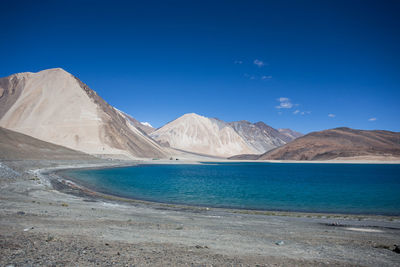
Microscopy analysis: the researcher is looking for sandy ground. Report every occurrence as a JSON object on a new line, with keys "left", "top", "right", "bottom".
{"left": 1, "top": 159, "right": 400, "bottom": 266}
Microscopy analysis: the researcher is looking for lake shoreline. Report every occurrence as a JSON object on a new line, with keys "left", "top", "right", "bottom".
{"left": 1, "top": 159, "right": 400, "bottom": 266}
{"left": 54, "top": 160, "right": 400, "bottom": 217}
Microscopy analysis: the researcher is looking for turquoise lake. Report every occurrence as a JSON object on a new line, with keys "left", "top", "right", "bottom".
{"left": 62, "top": 162, "right": 400, "bottom": 215}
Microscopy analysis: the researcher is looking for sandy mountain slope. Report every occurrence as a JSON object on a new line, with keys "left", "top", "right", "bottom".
{"left": 150, "top": 113, "right": 258, "bottom": 157}
{"left": 0, "top": 68, "right": 165, "bottom": 159}
{"left": 259, "top": 127, "right": 400, "bottom": 160}
{"left": 0, "top": 127, "right": 96, "bottom": 160}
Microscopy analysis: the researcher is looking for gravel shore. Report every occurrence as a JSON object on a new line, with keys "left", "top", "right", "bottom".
{"left": 1, "top": 160, "right": 399, "bottom": 266}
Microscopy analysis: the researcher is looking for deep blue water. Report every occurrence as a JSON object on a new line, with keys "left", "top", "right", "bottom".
{"left": 62, "top": 162, "right": 400, "bottom": 215}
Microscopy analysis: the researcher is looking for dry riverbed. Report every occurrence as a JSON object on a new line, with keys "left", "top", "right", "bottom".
{"left": 1, "top": 159, "right": 400, "bottom": 266}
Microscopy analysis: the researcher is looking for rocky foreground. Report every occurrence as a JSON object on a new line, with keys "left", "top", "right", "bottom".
{"left": 1, "top": 160, "right": 400, "bottom": 266}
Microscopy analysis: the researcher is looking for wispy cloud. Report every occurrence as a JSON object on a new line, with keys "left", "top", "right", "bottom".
{"left": 368, "top": 117, "right": 377, "bottom": 121}
{"left": 234, "top": 60, "right": 243, "bottom": 64}
{"left": 243, "top": 74, "right": 272, "bottom": 80}
{"left": 254, "top": 59, "right": 265, "bottom": 67}
{"left": 276, "top": 97, "right": 293, "bottom": 109}
{"left": 293, "top": 109, "right": 311, "bottom": 115}
{"left": 275, "top": 98, "right": 310, "bottom": 115}
{"left": 328, "top": 114, "right": 336, "bottom": 118}
{"left": 244, "top": 73, "right": 256, "bottom": 80}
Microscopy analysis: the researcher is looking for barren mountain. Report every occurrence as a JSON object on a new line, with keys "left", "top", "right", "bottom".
{"left": 0, "top": 68, "right": 165, "bottom": 159}
{"left": 278, "top": 128, "right": 304, "bottom": 141}
{"left": 0, "top": 127, "right": 95, "bottom": 160}
{"left": 150, "top": 113, "right": 258, "bottom": 157}
{"left": 229, "top": 121, "right": 290, "bottom": 153}
{"left": 259, "top": 127, "right": 400, "bottom": 160}
{"left": 114, "top": 109, "right": 155, "bottom": 135}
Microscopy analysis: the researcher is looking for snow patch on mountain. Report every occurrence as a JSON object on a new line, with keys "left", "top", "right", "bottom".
{"left": 141, "top": 122, "right": 153, "bottom": 128}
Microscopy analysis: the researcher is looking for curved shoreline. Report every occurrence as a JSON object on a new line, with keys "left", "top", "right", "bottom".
{"left": 40, "top": 161, "right": 400, "bottom": 220}
{"left": 3, "top": 159, "right": 400, "bottom": 266}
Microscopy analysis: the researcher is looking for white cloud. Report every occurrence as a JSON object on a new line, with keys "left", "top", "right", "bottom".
{"left": 276, "top": 97, "right": 293, "bottom": 109}
{"left": 293, "top": 109, "right": 311, "bottom": 115}
{"left": 261, "top": 75, "right": 272, "bottom": 80}
{"left": 368, "top": 117, "right": 377, "bottom": 121}
{"left": 254, "top": 59, "right": 265, "bottom": 67}
{"left": 234, "top": 60, "right": 243, "bottom": 64}
{"left": 328, "top": 114, "right": 336, "bottom": 118}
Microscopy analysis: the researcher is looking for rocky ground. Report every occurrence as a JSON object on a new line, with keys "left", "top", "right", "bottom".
{"left": 1, "top": 160, "right": 400, "bottom": 266}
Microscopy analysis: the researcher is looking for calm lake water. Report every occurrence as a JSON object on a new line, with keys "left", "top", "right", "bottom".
{"left": 63, "top": 162, "right": 400, "bottom": 215}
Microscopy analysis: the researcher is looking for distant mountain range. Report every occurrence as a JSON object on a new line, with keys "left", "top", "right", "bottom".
{"left": 1, "top": 68, "right": 398, "bottom": 161}
{"left": 149, "top": 113, "right": 300, "bottom": 157}
{"left": 259, "top": 127, "right": 400, "bottom": 160}
{"left": 231, "top": 127, "right": 400, "bottom": 160}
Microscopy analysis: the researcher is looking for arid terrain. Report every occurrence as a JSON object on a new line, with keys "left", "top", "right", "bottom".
{"left": 2, "top": 0, "right": 400, "bottom": 264}
{"left": 230, "top": 127, "right": 400, "bottom": 161}
{"left": 1, "top": 159, "right": 400, "bottom": 266}
{"left": 0, "top": 68, "right": 166, "bottom": 159}
{"left": 1, "top": 68, "right": 400, "bottom": 266}
{"left": 0, "top": 127, "right": 97, "bottom": 161}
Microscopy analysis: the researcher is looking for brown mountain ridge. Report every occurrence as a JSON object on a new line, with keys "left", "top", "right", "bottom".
{"left": 258, "top": 127, "right": 400, "bottom": 160}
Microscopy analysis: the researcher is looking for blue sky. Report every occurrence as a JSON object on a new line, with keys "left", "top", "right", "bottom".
{"left": 1, "top": 0, "right": 399, "bottom": 133}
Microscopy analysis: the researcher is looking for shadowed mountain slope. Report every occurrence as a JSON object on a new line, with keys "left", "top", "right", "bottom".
{"left": 228, "top": 121, "right": 289, "bottom": 153}
{"left": 0, "top": 127, "right": 96, "bottom": 160}
{"left": 115, "top": 109, "right": 155, "bottom": 135}
{"left": 278, "top": 128, "right": 304, "bottom": 142}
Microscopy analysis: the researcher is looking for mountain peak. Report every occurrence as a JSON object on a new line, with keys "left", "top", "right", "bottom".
{"left": 42, "top": 67, "right": 67, "bottom": 72}
{"left": 151, "top": 113, "right": 257, "bottom": 157}
{"left": 38, "top": 68, "right": 73, "bottom": 78}
{"left": 2, "top": 68, "right": 71, "bottom": 81}
{"left": 181, "top": 113, "right": 203, "bottom": 119}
